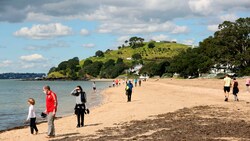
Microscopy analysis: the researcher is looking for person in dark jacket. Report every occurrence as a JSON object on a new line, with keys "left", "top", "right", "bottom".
{"left": 126, "top": 80, "right": 134, "bottom": 102}
{"left": 71, "top": 86, "right": 87, "bottom": 128}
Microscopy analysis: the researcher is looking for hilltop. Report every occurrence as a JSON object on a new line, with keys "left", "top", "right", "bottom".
{"left": 48, "top": 40, "right": 189, "bottom": 79}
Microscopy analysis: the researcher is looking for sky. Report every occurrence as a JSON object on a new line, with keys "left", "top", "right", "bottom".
{"left": 0, "top": 0, "right": 249, "bottom": 73}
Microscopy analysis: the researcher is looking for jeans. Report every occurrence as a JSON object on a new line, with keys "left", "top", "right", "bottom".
{"left": 47, "top": 112, "right": 55, "bottom": 136}
{"left": 75, "top": 104, "right": 85, "bottom": 127}
{"left": 30, "top": 118, "right": 38, "bottom": 134}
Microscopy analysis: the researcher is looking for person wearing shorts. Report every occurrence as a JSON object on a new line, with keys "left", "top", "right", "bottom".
{"left": 223, "top": 74, "right": 231, "bottom": 102}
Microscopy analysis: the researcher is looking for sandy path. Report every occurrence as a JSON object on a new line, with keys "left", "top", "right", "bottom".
{"left": 0, "top": 78, "right": 249, "bottom": 141}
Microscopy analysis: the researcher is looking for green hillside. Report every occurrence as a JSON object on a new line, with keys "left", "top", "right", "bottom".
{"left": 48, "top": 41, "right": 189, "bottom": 79}
{"left": 80, "top": 42, "right": 188, "bottom": 65}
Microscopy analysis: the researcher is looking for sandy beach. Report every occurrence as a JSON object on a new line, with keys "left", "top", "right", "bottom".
{"left": 1, "top": 78, "right": 250, "bottom": 141}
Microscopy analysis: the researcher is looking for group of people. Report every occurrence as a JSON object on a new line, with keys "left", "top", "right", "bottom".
{"left": 26, "top": 85, "right": 88, "bottom": 138}
{"left": 223, "top": 74, "right": 250, "bottom": 102}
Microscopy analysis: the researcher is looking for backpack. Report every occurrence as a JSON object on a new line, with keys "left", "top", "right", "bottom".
{"left": 81, "top": 92, "right": 86, "bottom": 103}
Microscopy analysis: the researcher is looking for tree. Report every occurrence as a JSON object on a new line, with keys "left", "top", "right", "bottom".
{"left": 48, "top": 67, "right": 56, "bottom": 74}
{"left": 132, "top": 53, "right": 142, "bottom": 60}
{"left": 95, "top": 50, "right": 104, "bottom": 57}
{"left": 129, "top": 36, "right": 145, "bottom": 48}
{"left": 148, "top": 42, "right": 155, "bottom": 48}
{"left": 83, "top": 59, "right": 93, "bottom": 67}
{"left": 57, "top": 61, "right": 68, "bottom": 71}
{"left": 199, "top": 17, "right": 250, "bottom": 75}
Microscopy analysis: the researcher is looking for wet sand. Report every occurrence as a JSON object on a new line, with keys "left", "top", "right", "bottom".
{"left": 1, "top": 78, "right": 250, "bottom": 141}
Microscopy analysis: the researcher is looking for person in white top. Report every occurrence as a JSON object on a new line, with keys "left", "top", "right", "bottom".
{"left": 71, "top": 86, "right": 87, "bottom": 128}
{"left": 26, "top": 98, "right": 38, "bottom": 134}
{"left": 223, "top": 74, "right": 232, "bottom": 102}
{"left": 92, "top": 82, "right": 96, "bottom": 92}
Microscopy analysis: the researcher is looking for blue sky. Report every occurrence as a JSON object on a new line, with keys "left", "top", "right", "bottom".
{"left": 0, "top": 0, "right": 249, "bottom": 73}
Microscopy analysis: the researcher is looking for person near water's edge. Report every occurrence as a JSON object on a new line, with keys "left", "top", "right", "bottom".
{"left": 26, "top": 98, "right": 38, "bottom": 135}
{"left": 43, "top": 86, "right": 57, "bottom": 138}
{"left": 71, "top": 86, "right": 87, "bottom": 128}
{"left": 232, "top": 78, "right": 239, "bottom": 101}
{"left": 92, "top": 82, "right": 96, "bottom": 92}
{"left": 126, "top": 80, "right": 133, "bottom": 102}
{"left": 223, "top": 74, "right": 231, "bottom": 102}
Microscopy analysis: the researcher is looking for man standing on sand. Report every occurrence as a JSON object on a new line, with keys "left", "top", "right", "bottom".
{"left": 223, "top": 74, "right": 231, "bottom": 102}
{"left": 43, "top": 86, "right": 57, "bottom": 138}
{"left": 126, "top": 80, "right": 133, "bottom": 102}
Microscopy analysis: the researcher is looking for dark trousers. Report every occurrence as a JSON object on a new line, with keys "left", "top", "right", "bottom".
{"left": 75, "top": 104, "right": 85, "bottom": 126}
{"left": 127, "top": 90, "right": 132, "bottom": 102}
{"left": 30, "top": 118, "right": 38, "bottom": 134}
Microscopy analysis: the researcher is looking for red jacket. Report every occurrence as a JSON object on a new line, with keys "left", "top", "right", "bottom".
{"left": 46, "top": 90, "right": 57, "bottom": 113}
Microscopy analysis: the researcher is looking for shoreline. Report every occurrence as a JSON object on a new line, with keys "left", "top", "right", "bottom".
{"left": 1, "top": 78, "right": 250, "bottom": 140}
{"left": 0, "top": 85, "right": 108, "bottom": 133}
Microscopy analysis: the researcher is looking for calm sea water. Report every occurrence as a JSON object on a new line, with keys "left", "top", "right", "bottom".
{"left": 0, "top": 80, "right": 111, "bottom": 131}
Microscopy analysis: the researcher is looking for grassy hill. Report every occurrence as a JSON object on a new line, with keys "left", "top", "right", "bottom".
{"left": 48, "top": 41, "right": 189, "bottom": 79}
{"left": 80, "top": 42, "right": 188, "bottom": 65}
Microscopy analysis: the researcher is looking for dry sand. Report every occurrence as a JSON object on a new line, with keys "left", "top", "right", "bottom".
{"left": 1, "top": 78, "right": 250, "bottom": 141}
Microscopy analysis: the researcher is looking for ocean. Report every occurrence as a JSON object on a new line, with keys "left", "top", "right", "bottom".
{"left": 0, "top": 79, "right": 111, "bottom": 131}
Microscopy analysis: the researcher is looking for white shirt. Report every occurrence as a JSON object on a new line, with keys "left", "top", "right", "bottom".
{"left": 224, "top": 77, "right": 231, "bottom": 87}
{"left": 27, "top": 105, "right": 36, "bottom": 120}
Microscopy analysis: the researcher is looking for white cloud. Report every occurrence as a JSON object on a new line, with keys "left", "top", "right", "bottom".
{"left": 0, "top": 60, "right": 12, "bottom": 67}
{"left": 189, "top": 0, "right": 213, "bottom": 15}
{"left": 20, "top": 54, "right": 46, "bottom": 62}
{"left": 80, "top": 29, "right": 90, "bottom": 35}
{"left": 98, "top": 21, "right": 188, "bottom": 34}
{"left": 150, "top": 34, "right": 170, "bottom": 41}
{"left": 219, "top": 14, "right": 238, "bottom": 22}
{"left": 25, "top": 40, "right": 70, "bottom": 50}
{"left": 182, "top": 39, "right": 195, "bottom": 45}
{"left": 117, "top": 35, "right": 130, "bottom": 42}
{"left": 82, "top": 43, "right": 95, "bottom": 48}
{"left": 14, "top": 23, "right": 72, "bottom": 39}
{"left": 26, "top": 12, "right": 53, "bottom": 22}
{"left": 207, "top": 24, "right": 218, "bottom": 32}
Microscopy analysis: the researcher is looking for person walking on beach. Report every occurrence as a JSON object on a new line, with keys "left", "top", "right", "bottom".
{"left": 92, "top": 81, "right": 96, "bottom": 92}
{"left": 232, "top": 78, "right": 239, "bottom": 101}
{"left": 138, "top": 79, "right": 142, "bottom": 87}
{"left": 126, "top": 80, "right": 133, "bottom": 102}
{"left": 71, "top": 86, "right": 87, "bottom": 128}
{"left": 134, "top": 79, "right": 138, "bottom": 87}
{"left": 246, "top": 78, "right": 250, "bottom": 93}
{"left": 26, "top": 98, "right": 38, "bottom": 135}
{"left": 223, "top": 74, "right": 231, "bottom": 102}
{"left": 43, "top": 86, "right": 57, "bottom": 138}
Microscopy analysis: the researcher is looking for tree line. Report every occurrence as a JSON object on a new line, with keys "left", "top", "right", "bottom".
{"left": 48, "top": 17, "right": 250, "bottom": 79}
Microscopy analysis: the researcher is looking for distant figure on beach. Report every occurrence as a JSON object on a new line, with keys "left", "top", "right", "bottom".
{"left": 112, "top": 80, "right": 115, "bottom": 87}
{"left": 125, "top": 80, "right": 134, "bottom": 102}
{"left": 26, "top": 98, "right": 38, "bottom": 135}
{"left": 223, "top": 74, "right": 231, "bottom": 102}
{"left": 71, "top": 86, "right": 87, "bottom": 128}
{"left": 92, "top": 81, "right": 96, "bottom": 92}
{"left": 115, "top": 79, "right": 119, "bottom": 86}
{"left": 43, "top": 85, "right": 57, "bottom": 138}
{"left": 232, "top": 78, "right": 239, "bottom": 101}
{"left": 139, "top": 79, "right": 142, "bottom": 86}
{"left": 134, "top": 79, "right": 138, "bottom": 87}
{"left": 246, "top": 78, "right": 250, "bottom": 93}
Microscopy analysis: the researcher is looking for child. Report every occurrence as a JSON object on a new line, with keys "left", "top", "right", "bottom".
{"left": 232, "top": 78, "right": 239, "bottom": 101}
{"left": 26, "top": 98, "right": 38, "bottom": 134}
